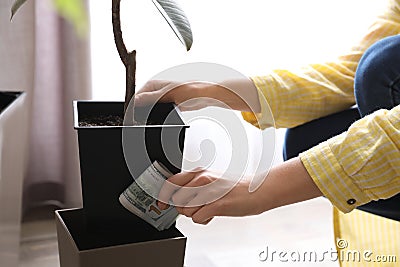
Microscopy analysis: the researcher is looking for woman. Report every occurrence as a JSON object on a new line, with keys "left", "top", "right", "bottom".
{"left": 136, "top": 0, "right": 400, "bottom": 265}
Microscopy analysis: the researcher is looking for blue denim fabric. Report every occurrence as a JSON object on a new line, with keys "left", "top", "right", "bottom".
{"left": 355, "top": 34, "right": 400, "bottom": 116}
{"left": 283, "top": 35, "right": 400, "bottom": 221}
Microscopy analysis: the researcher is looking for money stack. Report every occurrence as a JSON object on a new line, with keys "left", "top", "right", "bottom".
{"left": 119, "top": 161, "right": 179, "bottom": 231}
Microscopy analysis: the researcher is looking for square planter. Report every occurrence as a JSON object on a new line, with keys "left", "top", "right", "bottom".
{"left": 73, "top": 101, "right": 188, "bottom": 231}
{"left": 55, "top": 101, "right": 189, "bottom": 267}
{"left": 56, "top": 208, "right": 187, "bottom": 267}
{"left": 0, "top": 91, "right": 27, "bottom": 267}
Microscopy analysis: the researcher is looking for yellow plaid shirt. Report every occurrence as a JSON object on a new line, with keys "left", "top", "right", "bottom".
{"left": 242, "top": 0, "right": 400, "bottom": 213}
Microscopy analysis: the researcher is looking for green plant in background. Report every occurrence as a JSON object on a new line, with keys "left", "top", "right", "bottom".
{"left": 11, "top": 0, "right": 89, "bottom": 35}
{"left": 11, "top": 0, "right": 193, "bottom": 123}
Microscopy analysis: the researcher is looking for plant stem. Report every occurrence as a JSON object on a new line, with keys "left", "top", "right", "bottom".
{"left": 112, "top": 0, "right": 136, "bottom": 121}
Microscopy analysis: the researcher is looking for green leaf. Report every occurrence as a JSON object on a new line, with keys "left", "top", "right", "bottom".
{"left": 11, "top": 0, "right": 87, "bottom": 36}
{"left": 10, "top": 0, "right": 29, "bottom": 20}
{"left": 152, "top": 0, "right": 193, "bottom": 51}
{"left": 53, "top": 0, "right": 88, "bottom": 36}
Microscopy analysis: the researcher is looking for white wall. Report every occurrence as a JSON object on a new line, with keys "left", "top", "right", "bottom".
{"left": 89, "top": 0, "right": 385, "bottom": 100}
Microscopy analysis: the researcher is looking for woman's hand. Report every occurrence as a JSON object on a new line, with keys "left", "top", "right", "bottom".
{"left": 135, "top": 79, "right": 261, "bottom": 113}
{"left": 135, "top": 81, "right": 215, "bottom": 111}
{"left": 157, "top": 158, "right": 323, "bottom": 225}
{"left": 157, "top": 170, "right": 267, "bottom": 224}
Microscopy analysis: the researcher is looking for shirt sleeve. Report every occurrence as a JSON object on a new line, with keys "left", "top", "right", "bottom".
{"left": 300, "top": 105, "right": 400, "bottom": 213}
{"left": 241, "top": 1, "right": 400, "bottom": 212}
{"left": 242, "top": 0, "right": 400, "bottom": 129}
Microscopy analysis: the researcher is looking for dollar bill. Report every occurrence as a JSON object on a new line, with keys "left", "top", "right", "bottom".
{"left": 119, "top": 161, "right": 178, "bottom": 231}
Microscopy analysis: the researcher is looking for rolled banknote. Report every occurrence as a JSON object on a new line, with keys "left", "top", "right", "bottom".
{"left": 119, "top": 161, "right": 179, "bottom": 231}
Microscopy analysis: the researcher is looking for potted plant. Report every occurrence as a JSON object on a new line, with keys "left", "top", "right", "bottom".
{"left": 0, "top": 91, "right": 27, "bottom": 267}
{"left": 12, "top": 0, "right": 192, "bottom": 226}
{"left": 11, "top": 1, "right": 193, "bottom": 266}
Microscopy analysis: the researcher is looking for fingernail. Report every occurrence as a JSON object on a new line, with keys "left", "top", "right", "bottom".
{"left": 134, "top": 97, "right": 141, "bottom": 104}
{"left": 157, "top": 201, "right": 168, "bottom": 210}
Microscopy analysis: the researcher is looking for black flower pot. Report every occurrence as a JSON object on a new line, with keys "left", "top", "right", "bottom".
{"left": 0, "top": 91, "right": 22, "bottom": 113}
{"left": 73, "top": 101, "right": 188, "bottom": 235}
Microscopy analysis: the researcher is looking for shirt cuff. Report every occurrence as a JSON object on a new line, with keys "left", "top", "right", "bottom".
{"left": 299, "top": 138, "right": 371, "bottom": 213}
{"left": 241, "top": 79, "right": 274, "bottom": 129}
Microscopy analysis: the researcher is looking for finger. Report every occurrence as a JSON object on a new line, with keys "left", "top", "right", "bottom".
{"left": 157, "top": 171, "right": 197, "bottom": 210}
{"left": 134, "top": 91, "right": 165, "bottom": 107}
{"left": 156, "top": 201, "right": 169, "bottom": 210}
{"left": 137, "top": 80, "right": 171, "bottom": 93}
{"left": 136, "top": 80, "right": 183, "bottom": 106}
{"left": 175, "top": 175, "right": 229, "bottom": 209}
{"left": 168, "top": 171, "right": 202, "bottom": 187}
{"left": 191, "top": 201, "right": 220, "bottom": 224}
{"left": 197, "top": 217, "right": 213, "bottom": 225}
{"left": 171, "top": 174, "right": 214, "bottom": 208}
{"left": 177, "top": 184, "right": 214, "bottom": 218}
{"left": 176, "top": 205, "right": 202, "bottom": 217}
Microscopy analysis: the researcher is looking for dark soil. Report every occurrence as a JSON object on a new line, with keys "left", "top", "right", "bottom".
{"left": 79, "top": 115, "right": 155, "bottom": 127}
{"left": 80, "top": 115, "right": 130, "bottom": 127}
